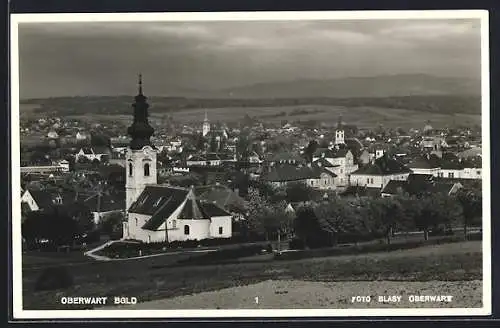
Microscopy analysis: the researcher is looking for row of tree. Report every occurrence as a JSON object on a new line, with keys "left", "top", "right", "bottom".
{"left": 243, "top": 181, "right": 482, "bottom": 248}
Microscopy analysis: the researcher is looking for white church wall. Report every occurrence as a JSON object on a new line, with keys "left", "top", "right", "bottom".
{"left": 174, "top": 219, "right": 211, "bottom": 241}
{"left": 209, "top": 216, "right": 233, "bottom": 238}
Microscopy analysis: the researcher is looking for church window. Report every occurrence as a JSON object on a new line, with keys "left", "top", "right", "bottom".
{"left": 172, "top": 220, "right": 177, "bottom": 228}
{"left": 135, "top": 218, "right": 138, "bottom": 226}
{"left": 184, "top": 225, "right": 190, "bottom": 235}
{"left": 129, "top": 163, "right": 133, "bottom": 177}
{"left": 448, "top": 172, "right": 454, "bottom": 178}
{"left": 144, "top": 163, "right": 150, "bottom": 176}
{"left": 219, "top": 227, "right": 223, "bottom": 235}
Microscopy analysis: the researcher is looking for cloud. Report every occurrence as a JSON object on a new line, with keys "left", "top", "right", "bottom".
{"left": 16, "top": 18, "right": 482, "bottom": 98}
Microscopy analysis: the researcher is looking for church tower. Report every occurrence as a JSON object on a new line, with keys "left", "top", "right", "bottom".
{"left": 335, "top": 115, "right": 345, "bottom": 145}
{"left": 125, "top": 74, "right": 157, "bottom": 213}
{"left": 202, "top": 110, "right": 210, "bottom": 137}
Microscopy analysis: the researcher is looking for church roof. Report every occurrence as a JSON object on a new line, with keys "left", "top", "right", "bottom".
{"left": 199, "top": 201, "right": 232, "bottom": 217}
{"left": 130, "top": 186, "right": 189, "bottom": 230}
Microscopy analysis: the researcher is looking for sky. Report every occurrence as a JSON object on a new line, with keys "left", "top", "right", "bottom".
{"left": 17, "top": 18, "right": 482, "bottom": 99}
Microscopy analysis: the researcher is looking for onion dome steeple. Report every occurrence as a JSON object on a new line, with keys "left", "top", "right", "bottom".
{"left": 127, "top": 74, "right": 154, "bottom": 150}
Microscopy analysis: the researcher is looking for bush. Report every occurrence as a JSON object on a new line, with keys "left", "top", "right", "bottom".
{"left": 289, "top": 238, "right": 305, "bottom": 250}
{"left": 34, "top": 266, "right": 73, "bottom": 291}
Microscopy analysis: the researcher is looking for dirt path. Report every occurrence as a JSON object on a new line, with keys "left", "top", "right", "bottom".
{"left": 107, "top": 279, "right": 482, "bottom": 309}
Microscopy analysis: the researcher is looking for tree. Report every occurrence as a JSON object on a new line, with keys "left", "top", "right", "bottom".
{"left": 456, "top": 188, "right": 481, "bottom": 239}
{"left": 194, "top": 133, "right": 206, "bottom": 151}
{"left": 303, "top": 140, "right": 319, "bottom": 163}
{"left": 371, "top": 197, "right": 405, "bottom": 244}
{"left": 246, "top": 188, "right": 293, "bottom": 244}
{"left": 284, "top": 182, "right": 316, "bottom": 203}
{"left": 236, "top": 134, "right": 251, "bottom": 162}
{"left": 209, "top": 135, "right": 218, "bottom": 153}
{"left": 412, "top": 194, "right": 462, "bottom": 241}
{"left": 99, "top": 211, "right": 125, "bottom": 237}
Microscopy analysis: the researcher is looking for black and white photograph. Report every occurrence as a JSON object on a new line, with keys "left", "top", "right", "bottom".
{"left": 10, "top": 10, "right": 491, "bottom": 319}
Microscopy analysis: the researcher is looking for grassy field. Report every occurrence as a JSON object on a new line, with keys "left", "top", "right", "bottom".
{"left": 22, "top": 240, "right": 482, "bottom": 310}
{"left": 57, "top": 104, "right": 480, "bottom": 130}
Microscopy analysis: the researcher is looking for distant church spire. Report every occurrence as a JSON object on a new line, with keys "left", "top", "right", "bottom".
{"left": 204, "top": 109, "right": 208, "bottom": 122}
{"left": 337, "top": 114, "right": 343, "bottom": 129}
{"left": 127, "top": 74, "right": 154, "bottom": 150}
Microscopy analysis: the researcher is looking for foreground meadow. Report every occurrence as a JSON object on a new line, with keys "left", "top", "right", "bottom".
{"left": 22, "top": 240, "right": 482, "bottom": 310}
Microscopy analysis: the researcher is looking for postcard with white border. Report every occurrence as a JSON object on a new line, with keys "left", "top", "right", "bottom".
{"left": 10, "top": 10, "right": 491, "bottom": 319}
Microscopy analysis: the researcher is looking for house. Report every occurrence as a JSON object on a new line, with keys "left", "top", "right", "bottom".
{"left": 20, "top": 160, "right": 70, "bottom": 174}
{"left": 21, "top": 189, "right": 54, "bottom": 211}
{"left": 185, "top": 153, "right": 222, "bottom": 167}
{"left": 349, "top": 154, "right": 411, "bottom": 189}
{"left": 123, "top": 185, "right": 233, "bottom": 243}
{"left": 439, "top": 161, "right": 464, "bottom": 179}
{"left": 248, "top": 151, "right": 262, "bottom": 164}
{"left": 186, "top": 155, "right": 206, "bottom": 167}
{"left": 381, "top": 174, "right": 463, "bottom": 198}
{"left": 81, "top": 193, "right": 126, "bottom": 224}
{"left": 76, "top": 131, "right": 89, "bottom": 141}
{"left": 358, "top": 149, "right": 373, "bottom": 165}
{"left": 407, "top": 155, "right": 441, "bottom": 176}
{"left": 267, "top": 152, "right": 305, "bottom": 166}
{"left": 195, "top": 183, "right": 247, "bottom": 216}
{"left": 262, "top": 164, "right": 337, "bottom": 190}
{"left": 76, "top": 146, "right": 111, "bottom": 162}
{"left": 313, "top": 148, "right": 358, "bottom": 187}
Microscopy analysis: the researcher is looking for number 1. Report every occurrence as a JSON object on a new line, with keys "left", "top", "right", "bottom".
{"left": 255, "top": 297, "right": 259, "bottom": 304}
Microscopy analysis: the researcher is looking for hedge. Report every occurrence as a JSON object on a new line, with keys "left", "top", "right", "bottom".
{"left": 96, "top": 235, "right": 270, "bottom": 259}
{"left": 278, "top": 232, "right": 482, "bottom": 261}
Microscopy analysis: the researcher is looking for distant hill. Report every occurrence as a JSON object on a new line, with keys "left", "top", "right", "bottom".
{"left": 219, "top": 74, "right": 480, "bottom": 98}
{"left": 20, "top": 94, "right": 481, "bottom": 118}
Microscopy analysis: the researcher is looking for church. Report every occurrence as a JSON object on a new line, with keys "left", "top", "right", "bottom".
{"left": 122, "top": 76, "right": 233, "bottom": 243}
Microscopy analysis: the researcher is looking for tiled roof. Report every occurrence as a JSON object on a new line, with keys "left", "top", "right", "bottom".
{"left": 200, "top": 201, "right": 232, "bottom": 217}
{"left": 196, "top": 185, "right": 247, "bottom": 211}
{"left": 407, "top": 156, "right": 441, "bottom": 169}
{"left": 351, "top": 155, "right": 411, "bottom": 176}
{"left": 381, "top": 180, "right": 407, "bottom": 195}
{"left": 178, "top": 198, "right": 206, "bottom": 220}
{"left": 129, "top": 185, "right": 189, "bottom": 216}
{"left": 28, "top": 190, "right": 55, "bottom": 209}
{"left": 82, "top": 193, "right": 125, "bottom": 212}
{"left": 381, "top": 175, "right": 460, "bottom": 196}
{"left": 440, "top": 161, "right": 464, "bottom": 170}
{"left": 205, "top": 153, "right": 221, "bottom": 161}
{"left": 262, "top": 165, "right": 336, "bottom": 183}
{"left": 312, "top": 158, "right": 335, "bottom": 168}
